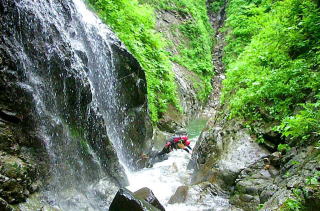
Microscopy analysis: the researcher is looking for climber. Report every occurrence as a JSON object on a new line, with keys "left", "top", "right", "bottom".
{"left": 157, "top": 129, "right": 192, "bottom": 156}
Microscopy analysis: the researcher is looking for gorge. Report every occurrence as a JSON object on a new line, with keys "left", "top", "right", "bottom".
{"left": 0, "top": 0, "right": 319, "bottom": 211}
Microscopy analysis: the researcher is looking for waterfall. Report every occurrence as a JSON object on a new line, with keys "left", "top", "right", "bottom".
{"left": 1, "top": 0, "right": 151, "bottom": 210}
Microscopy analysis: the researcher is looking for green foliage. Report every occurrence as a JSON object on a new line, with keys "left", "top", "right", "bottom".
{"left": 282, "top": 198, "right": 303, "bottom": 211}
{"left": 281, "top": 188, "right": 306, "bottom": 211}
{"left": 278, "top": 144, "right": 291, "bottom": 153}
{"left": 222, "top": 0, "right": 320, "bottom": 146}
{"left": 86, "top": 0, "right": 215, "bottom": 121}
{"left": 141, "top": 0, "right": 214, "bottom": 101}
{"left": 68, "top": 124, "right": 90, "bottom": 155}
{"left": 281, "top": 170, "right": 320, "bottom": 210}
{"left": 276, "top": 100, "right": 320, "bottom": 143}
{"left": 208, "top": 0, "right": 224, "bottom": 13}
{"left": 86, "top": 0, "right": 180, "bottom": 122}
{"left": 257, "top": 203, "right": 264, "bottom": 210}
{"left": 305, "top": 171, "right": 320, "bottom": 185}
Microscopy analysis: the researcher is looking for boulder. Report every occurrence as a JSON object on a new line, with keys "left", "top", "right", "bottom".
{"left": 109, "top": 188, "right": 160, "bottom": 211}
{"left": 190, "top": 118, "right": 269, "bottom": 189}
{"left": 229, "top": 156, "right": 280, "bottom": 210}
{"left": 168, "top": 185, "right": 189, "bottom": 204}
{"left": 134, "top": 187, "right": 165, "bottom": 211}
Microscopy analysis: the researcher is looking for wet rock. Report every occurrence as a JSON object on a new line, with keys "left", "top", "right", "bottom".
{"left": 157, "top": 105, "right": 183, "bottom": 133}
{"left": 17, "top": 193, "right": 62, "bottom": 211}
{"left": 230, "top": 146, "right": 320, "bottom": 211}
{"left": 148, "top": 153, "right": 169, "bottom": 168}
{"left": 0, "top": 110, "right": 21, "bottom": 124}
{"left": 152, "top": 128, "right": 172, "bottom": 151}
{"left": 134, "top": 187, "right": 165, "bottom": 211}
{"left": 239, "top": 194, "right": 255, "bottom": 202}
{"left": 168, "top": 185, "right": 189, "bottom": 204}
{"left": 260, "top": 190, "right": 275, "bottom": 203}
{"left": 304, "top": 186, "right": 320, "bottom": 210}
{"left": 109, "top": 188, "right": 160, "bottom": 211}
{"left": 190, "top": 118, "right": 269, "bottom": 189}
{"left": 0, "top": 197, "right": 13, "bottom": 211}
{"left": 269, "top": 151, "right": 282, "bottom": 168}
{"left": 111, "top": 43, "right": 153, "bottom": 168}
{"left": 0, "top": 154, "right": 37, "bottom": 203}
{"left": 0, "top": 123, "right": 45, "bottom": 206}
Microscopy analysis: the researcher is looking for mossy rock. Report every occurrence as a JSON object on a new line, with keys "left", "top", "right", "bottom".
{"left": 0, "top": 154, "right": 36, "bottom": 203}
{"left": 0, "top": 126, "right": 17, "bottom": 153}
{"left": 0, "top": 155, "right": 29, "bottom": 179}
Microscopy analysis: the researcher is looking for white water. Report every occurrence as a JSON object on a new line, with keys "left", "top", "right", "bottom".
{"left": 12, "top": 0, "right": 233, "bottom": 209}
{"left": 127, "top": 138, "right": 232, "bottom": 211}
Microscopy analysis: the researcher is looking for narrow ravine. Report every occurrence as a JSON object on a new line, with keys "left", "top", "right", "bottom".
{"left": 126, "top": 119, "right": 234, "bottom": 211}
{"left": 203, "top": 0, "right": 227, "bottom": 118}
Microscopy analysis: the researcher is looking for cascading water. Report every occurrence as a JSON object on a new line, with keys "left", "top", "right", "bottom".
{"left": 2, "top": 0, "right": 245, "bottom": 210}
{"left": 2, "top": 0, "right": 151, "bottom": 210}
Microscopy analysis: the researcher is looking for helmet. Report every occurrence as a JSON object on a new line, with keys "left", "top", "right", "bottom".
{"left": 185, "top": 140, "right": 191, "bottom": 146}
{"left": 175, "top": 128, "right": 187, "bottom": 135}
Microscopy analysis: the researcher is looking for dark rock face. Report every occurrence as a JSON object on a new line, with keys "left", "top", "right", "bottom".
{"left": 109, "top": 188, "right": 160, "bottom": 211}
{"left": 0, "top": 197, "right": 13, "bottom": 211}
{"left": 0, "top": 0, "right": 152, "bottom": 207}
{"left": 168, "top": 185, "right": 189, "bottom": 204}
{"left": 134, "top": 187, "right": 165, "bottom": 211}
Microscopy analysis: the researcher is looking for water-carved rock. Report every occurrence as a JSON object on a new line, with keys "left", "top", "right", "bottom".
{"left": 168, "top": 185, "right": 189, "bottom": 204}
{"left": 134, "top": 187, "right": 165, "bottom": 211}
{"left": 190, "top": 118, "right": 269, "bottom": 189}
{"left": 109, "top": 188, "right": 160, "bottom": 211}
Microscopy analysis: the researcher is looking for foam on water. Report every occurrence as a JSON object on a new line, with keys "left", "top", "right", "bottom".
{"left": 127, "top": 138, "right": 232, "bottom": 211}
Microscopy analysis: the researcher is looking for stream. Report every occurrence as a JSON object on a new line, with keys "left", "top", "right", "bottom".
{"left": 126, "top": 119, "right": 233, "bottom": 211}
{"left": 6, "top": 0, "right": 233, "bottom": 210}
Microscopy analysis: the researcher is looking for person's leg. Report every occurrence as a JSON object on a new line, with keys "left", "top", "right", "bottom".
{"left": 157, "top": 147, "right": 169, "bottom": 156}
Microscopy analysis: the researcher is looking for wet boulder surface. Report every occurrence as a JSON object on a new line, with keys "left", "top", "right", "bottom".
{"left": 134, "top": 187, "right": 165, "bottom": 211}
{"left": 190, "top": 117, "right": 269, "bottom": 189}
{"left": 109, "top": 188, "right": 161, "bottom": 211}
{"left": 168, "top": 185, "right": 189, "bottom": 204}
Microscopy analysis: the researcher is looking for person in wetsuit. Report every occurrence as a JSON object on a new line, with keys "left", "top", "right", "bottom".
{"left": 157, "top": 129, "right": 192, "bottom": 156}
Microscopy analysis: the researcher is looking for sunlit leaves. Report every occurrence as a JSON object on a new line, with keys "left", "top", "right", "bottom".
{"left": 222, "top": 0, "right": 320, "bottom": 144}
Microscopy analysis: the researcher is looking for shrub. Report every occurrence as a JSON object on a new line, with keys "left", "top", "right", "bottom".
{"left": 222, "top": 0, "right": 320, "bottom": 145}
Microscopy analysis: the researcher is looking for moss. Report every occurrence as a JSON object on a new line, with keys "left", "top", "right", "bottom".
{"left": 67, "top": 124, "right": 91, "bottom": 156}
{"left": 0, "top": 156, "right": 28, "bottom": 179}
{"left": 0, "top": 126, "right": 16, "bottom": 152}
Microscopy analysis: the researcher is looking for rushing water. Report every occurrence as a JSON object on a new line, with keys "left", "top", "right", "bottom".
{"left": 5, "top": 0, "right": 234, "bottom": 210}
{"left": 127, "top": 119, "right": 234, "bottom": 211}
{"left": 8, "top": 0, "right": 145, "bottom": 209}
